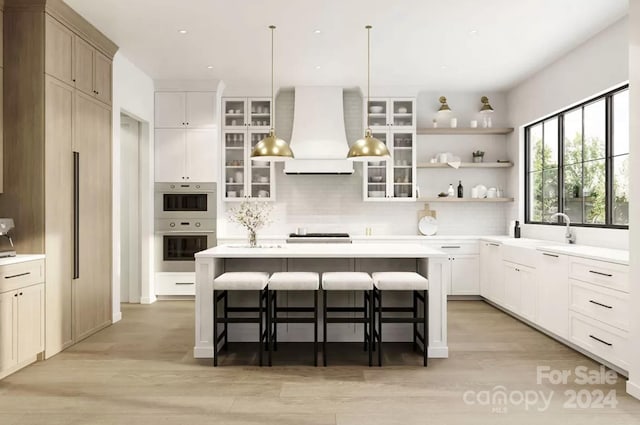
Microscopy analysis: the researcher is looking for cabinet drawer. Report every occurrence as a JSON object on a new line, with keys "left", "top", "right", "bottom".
{"left": 569, "top": 257, "right": 628, "bottom": 293}
{"left": 424, "top": 241, "right": 479, "bottom": 255}
{"left": 155, "top": 272, "right": 196, "bottom": 296}
{"left": 0, "top": 260, "right": 45, "bottom": 294}
{"left": 569, "top": 311, "right": 629, "bottom": 370}
{"left": 569, "top": 279, "right": 629, "bottom": 331}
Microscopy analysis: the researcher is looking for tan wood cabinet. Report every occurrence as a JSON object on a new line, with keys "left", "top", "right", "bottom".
{"left": 0, "top": 259, "right": 45, "bottom": 380}
{"left": 0, "top": 0, "right": 118, "bottom": 360}
{"left": 44, "top": 13, "right": 112, "bottom": 105}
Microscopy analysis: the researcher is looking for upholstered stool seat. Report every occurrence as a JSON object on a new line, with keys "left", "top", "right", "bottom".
{"left": 321, "top": 272, "right": 374, "bottom": 366}
{"left": 371, "top": 272, "right": 429, "bottom": 367}
{"left": 267, "top": 272, "right": 320, "bottom": 366}
{"left": 213, "top": 272, "right": 270, "bottom": 367}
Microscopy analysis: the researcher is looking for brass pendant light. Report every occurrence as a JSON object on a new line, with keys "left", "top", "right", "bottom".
{"left": 347, "top": 25, "right": 391, "bottom": 161}
{"left": 251, "top": 25, "right": 294, "bottom": 161}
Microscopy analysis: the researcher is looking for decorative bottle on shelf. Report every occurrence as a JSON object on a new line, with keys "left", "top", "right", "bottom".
{"left": 457, "top": 180, "right": 463, "bottom": 198}
{"left": 447, "top": 184, "right": 455, "bottom": 197}
{"left": 514, "top": 221, "right": 521, "bottom": 239}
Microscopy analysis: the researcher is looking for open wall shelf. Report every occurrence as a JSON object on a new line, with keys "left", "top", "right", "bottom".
{"left": 417, "top": 162, "right": 513, "bottom": 169}
{"left": 418, "top": 197, "right": 514, "bottom": 203}
{"left": 417, "top": 128, "right": 514, "bottom": 135}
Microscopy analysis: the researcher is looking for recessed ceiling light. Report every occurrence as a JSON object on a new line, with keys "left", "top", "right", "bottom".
{"left": 469, "top": 29, "right": 479, "bottom": 36}
{"left": 315, "top": 65, "right": 321, "bottom": 69}
{"left": 440, "top": 65, "right": 448, "bottom": 70}
{"left": 178, "top": 29, "right": 188, "bottom": 34}
{"left": 207, "top": 65, "right": 214, "bottom": 69}
{"left": 314, "top": 29, "right": 321, "bottom": 34}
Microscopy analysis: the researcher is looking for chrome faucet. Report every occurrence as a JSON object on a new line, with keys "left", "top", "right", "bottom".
{"left": 550, "top": 212, "right": 576, "bottom": 244}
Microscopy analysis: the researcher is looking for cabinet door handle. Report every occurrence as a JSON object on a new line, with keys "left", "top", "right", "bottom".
{"left": 489, "top": 243, "right": 500, "bottom": 247}
{"left": 73, "top": 151, "right": 80, "bottom": 280}
{"left": 589, "top": 270, "right": 613, "bottom": 277}
{"left": 4, "top": 272, "right": 31, "bottom": 279}
{"left": 175, "top": 282, "right": 195, "bottom": 286}
{"left": 589, "top": 335, "right": 612, "bottom": 347}
{"left": 441, "top": 245, "right": 461, "bottom": 249}
{"left": 589, "top": 300, "right": 613, "bottom": 309}
{"left": 543, "top": 253, "right": 559, "bottom": 258}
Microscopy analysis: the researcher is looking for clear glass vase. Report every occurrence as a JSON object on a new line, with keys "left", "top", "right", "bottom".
{"left": 248, "top": 229, "right": 257, "bottom": 248}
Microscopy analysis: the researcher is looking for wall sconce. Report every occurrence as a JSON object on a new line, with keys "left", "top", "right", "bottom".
{"left": 438, "top": 96, "right": 451, "bottom": 112}
{"left": 479, "top": 96, "right": 494, "bottom": 113}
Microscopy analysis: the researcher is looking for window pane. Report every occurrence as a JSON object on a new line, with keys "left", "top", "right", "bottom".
{"left": 564, "top": 109, "right": 582, "bottom": 166}
{"left": 529, "top": 124, "right": 543, "bottom": 172}
{"left": 541, "top": 168, "right": 558, "bottom": 221}
{"left": 583, "top": 100, "right": 606, "bottom": 161}
{"left": 613, "top": 90, "right": 629, "bottom": 156}
{"left": 529, "top": 171, "right": 543, "bottom": 222}
{"left": 543, "top": 118, "right": 558, "bottom": 169}
{"left": 582, "top": 159, "right": 606, "bottom": 225}
{"left": 613, "top": 154, "right": 629, "bottom": 225}
{"left": 563, "top": 163, "right": 583, "bottom": 223}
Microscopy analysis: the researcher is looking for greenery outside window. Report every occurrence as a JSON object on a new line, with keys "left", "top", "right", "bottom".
{"left": 525, "top": 85, "right": 629, "bottom": 228}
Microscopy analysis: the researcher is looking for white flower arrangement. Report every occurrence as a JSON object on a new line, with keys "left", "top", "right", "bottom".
{"left": 227, "top": 201, "right": 273, "bottom": 246}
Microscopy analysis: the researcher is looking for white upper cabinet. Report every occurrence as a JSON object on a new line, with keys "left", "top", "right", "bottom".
{"left": 185, "top": 129, "right": 218, "bottom": 182}
{"left": 155, "top": 92, "right": 216, "bottom": 129}
{"left": 366, "top": 98, "right": 416, "bottom": 130}
{"left": 155, "top": 129, "right": 217, "bottom": 182}
{"left": 155, "top": 129, "right": 186, "bottom": 182}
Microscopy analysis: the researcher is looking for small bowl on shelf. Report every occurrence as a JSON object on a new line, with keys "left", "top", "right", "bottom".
{"left": 369, "top": 176, "right": 384, "bottom": 183}
{"left": 369, "top": 106, "right": 384, "bottom": 113}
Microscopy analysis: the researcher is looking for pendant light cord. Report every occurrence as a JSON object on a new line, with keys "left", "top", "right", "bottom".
{"left": 270, "top": 25, "right": 276, "bottom": 132}
{"left": 366, "top": 25, "right": 372, "bottom": 130}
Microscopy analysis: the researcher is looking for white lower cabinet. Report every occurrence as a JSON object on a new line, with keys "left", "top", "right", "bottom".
{"left": 569, "top": 311, "right": 629, "bottom": 371}
{"left": 536, "top": 252, "right": 569, "bottom": 339}
{"left": 502, "top": 261, "right": 536, "bottom": 322}
{"left": 479, "top": 241, "right": 503, "bottom": 301}
{"left": 155, "top": 272, "right": 196, "bottom": 296}
{"left": 1, "top": 259, "right": 45, "bottom": 379}
{"left": 450, "top": 256, "right": 480, "bottom": 295}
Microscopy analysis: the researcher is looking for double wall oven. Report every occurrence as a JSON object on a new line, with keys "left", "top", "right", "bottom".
{"left": 155, "top": 183, "right": 217, "bottom": 273}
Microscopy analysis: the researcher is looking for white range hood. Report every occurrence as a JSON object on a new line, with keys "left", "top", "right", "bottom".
{"left": 284, "top": 86, "right": 354, "bottom": 175}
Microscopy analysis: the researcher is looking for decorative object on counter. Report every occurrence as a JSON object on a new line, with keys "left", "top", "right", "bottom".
{"left": 479, "top": 96, "right": 494, "bottom": 114}
{"left": 470, "top": 119, "right": 478, "bottom": 128}
{"left": 418, "top": 215, "right": 438, "bottom": 236}
{"left": 447, "top": 184, "right": 455, "bottom": 197}
{"left": 437, "top": 192, "right": 448, "bottom": 198}
{"left": 437, "top": 96, "right": 451, "bottom": 112}
{"left": 514, "top": 220, "right": 521, "bottom": 238}
{"left": 457, "top": 180, "right": 463, "bottom": 198}
{"left": 227, "top": 200, "right": 274, "bottom": 247}
{"left": 482, "top": 116, "right": 493, "bottom": 128}
{"left": 0, "top": 218, "right": 17, "bottom": 258}
{"left": 251, "top": 25, "right": 294, "bottom": 161}
{"left": 450, "top": 117, "right": 458, "bottom": 128}
{"left": 348, "top": 26, "right": 391, "bottom": 161}
{"left": 472, "top": 150, "right": 485, "bottom": 163}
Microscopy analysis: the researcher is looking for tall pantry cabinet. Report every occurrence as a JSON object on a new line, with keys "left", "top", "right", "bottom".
{"left": 0, "top": 0, "right": 118, "bottom": 357}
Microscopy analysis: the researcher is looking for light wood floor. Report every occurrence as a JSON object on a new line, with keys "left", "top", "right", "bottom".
{"left": 1, "top": 301, "right": 638, "bottom": 424}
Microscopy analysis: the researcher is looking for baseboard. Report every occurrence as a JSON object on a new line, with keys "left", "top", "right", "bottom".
{"left": 140, "top": 295, "right": 157, "bottom": 304}
{"left": 427, "top": 346, "right": 449, "bottom": 358}
{"left": 112, "top": 312, "right": 122, "bottom": 323}
{"left": 627, "top": 381, "right": 640, "bottom": 400}
{"left": 194, "top": 346, "right": 214, "bottom": 358}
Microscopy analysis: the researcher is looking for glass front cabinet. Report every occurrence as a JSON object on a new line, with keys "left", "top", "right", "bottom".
{"left": 222, "top": 97, "right": 275, "bottom": 202}
{"left": 363, "top": 98, "right": 416, "bottom": 201}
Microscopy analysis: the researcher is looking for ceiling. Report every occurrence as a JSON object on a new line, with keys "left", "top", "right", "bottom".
{"left": 63, "top": 0, "right": 628, "bottom": 91}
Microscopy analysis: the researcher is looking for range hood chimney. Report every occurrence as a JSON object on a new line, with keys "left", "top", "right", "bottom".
{"left": 284, "top": 86, "right": 354, "bottom": 175}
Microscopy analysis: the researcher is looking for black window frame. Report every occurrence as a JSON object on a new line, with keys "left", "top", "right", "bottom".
{"left": 525, "top": 84, "right": 629, "bottom": 230}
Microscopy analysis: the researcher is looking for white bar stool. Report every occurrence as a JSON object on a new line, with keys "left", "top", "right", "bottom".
{"left": 267, "top": 272, "right": 320, "bottom": 366}
{"left": 213, "top": 272, "right": 269, "bottom": 367}
{"left": 321, "top": 272, "right": 374, "bottom": 367}
{"left": 372, "top": 272, "right": 429, "bottom": 367}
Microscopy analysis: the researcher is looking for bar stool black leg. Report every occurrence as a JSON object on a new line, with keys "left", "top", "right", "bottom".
{"left": 377, "top": 290, "right": 383, "bottom": 367}
{"left": 323, "top": 290, "right": 328, "bottom": 367}
{"left": 413, "top": 291, "right": 418, "bottom": 352}
{"left": 258, "top": 290, "right": 264, "bottom": 367}
{"left": 314, "top": 290, "right": 319, "bottom": 367}
{"left": 273, "top": 292, "right": 278, "bottom": 351}
{"left": 368, "top": 290, "right": 373, "bottom": 367}
{"left": 423, "top": 290, "right": 429, "bottom": 367}
{"left": 267, "top": 290, "right": 272, "bottom": 366}
{"left": 363, "top": 291, "right": 368, "bottom": 351}
{"left": 223, "top": 291, "right": 228, "bottom": 351}
{"left": 213, "top": 290, "right": 218, "bottom": 367}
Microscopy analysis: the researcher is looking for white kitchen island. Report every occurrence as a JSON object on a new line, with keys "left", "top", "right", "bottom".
{"left": 193, "top": 243, "right": 450, "bottom": 359}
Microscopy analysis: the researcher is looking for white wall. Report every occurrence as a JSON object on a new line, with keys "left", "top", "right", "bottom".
{"left": 112, "top": 53, "right": 155, "bottom": 316}
{"left": 219, "top": 89, "right": 512, "bottom": 238}
{"left": 506, "top": 17, "right": 629, "bottom": 249}
{"left": 626, "top": 0, "right": 640, "bottom": 401}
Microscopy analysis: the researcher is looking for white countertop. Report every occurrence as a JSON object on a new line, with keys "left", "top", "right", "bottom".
{"left": 0, "top": 254, "right": 46, "bottom": 267}
{"left": 196, "top": 243, "right": 448, "bottom": 258}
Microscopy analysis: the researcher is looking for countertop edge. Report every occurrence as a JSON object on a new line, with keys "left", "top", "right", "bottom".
{"left": 0, "top": 254, "right": 46, "bottom": 267}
